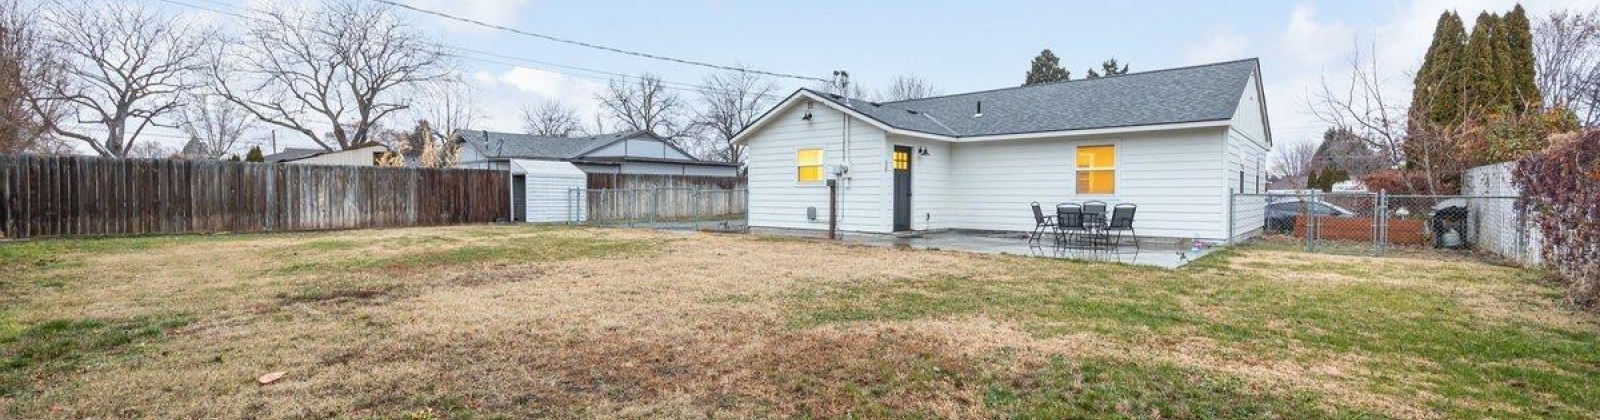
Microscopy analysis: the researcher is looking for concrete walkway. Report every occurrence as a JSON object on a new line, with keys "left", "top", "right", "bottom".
{"left": 838, "top": 230, "right": 1217, "bottom": 269}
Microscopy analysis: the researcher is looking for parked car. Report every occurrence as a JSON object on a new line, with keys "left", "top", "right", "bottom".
{"left": 1264, "top": 199, "right": 1358, "bottom": 233}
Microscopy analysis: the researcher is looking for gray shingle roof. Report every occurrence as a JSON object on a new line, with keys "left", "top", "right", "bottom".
{"left": 263, "top": 148, "right": 324, "bottom": 163}
{"left": 456, "top": 130, "right": 647, "bottom": 159}
{"left": 810, "top": 58, "right": 1259, "bottom": 138}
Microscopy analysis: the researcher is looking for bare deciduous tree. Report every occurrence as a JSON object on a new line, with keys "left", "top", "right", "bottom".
{"left": 522, "top": 99, "right": 585, "bottom": 137}
{"left": 30, "top": 1, "right": 210, "bottom": 158}
{"left": 0, "top": 0, "right": 66, "bottom": 154}
{"left": 878, "top": 74, "right": 941, "bottom": 101}
{"left": 214, "top": 0, "right": 449, "bottom": 151}
{"left": 1309, "top": 45, "right": 1407, "bottom": 168}
{"left": 178, "top": 94, "right": 255, "bottom": 159}
{"left": 1269, "top": 140, "right": 1318, "bottom": 184}
{"left": 597, "top": 74, "right": 684, "bottom": 141}
{"left": 416, "top": 76, "right": 481, "bottom": 138}
{"left": 691, "top": 70, "right": 777, "bottom": 162}
{"left": 125, "top": 140, "right": 174, "bottom": 159}
{"left": 1534, "top": 8, "right": 1600, "bottom": 125}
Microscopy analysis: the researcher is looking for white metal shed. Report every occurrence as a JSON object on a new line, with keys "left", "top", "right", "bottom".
{"left": 510, "top": 159, "right": 587, "bottom": 223}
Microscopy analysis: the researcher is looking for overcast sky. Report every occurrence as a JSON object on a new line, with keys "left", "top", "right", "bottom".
{"left": 128, "top": 0, "right": 1600, "bottom": 155}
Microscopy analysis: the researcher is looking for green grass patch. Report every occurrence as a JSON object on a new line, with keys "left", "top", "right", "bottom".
{"left": 267, "top": 234, "right": 656, "bottom": 276}
{"left": 982, "top": 355, "right": 1382, "bottom": 419}
{"left": 0, "top": 234, "right": 267, "bottom": 272}
{"left": 1, "top": 314, "right": 192, "bottom": 397}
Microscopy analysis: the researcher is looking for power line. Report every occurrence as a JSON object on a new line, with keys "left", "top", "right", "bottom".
{"left": 158, "top": 0, "right": 795, "bottom": 101}
{"left": 365, "top": 0, "right": 830, "bottom": 83}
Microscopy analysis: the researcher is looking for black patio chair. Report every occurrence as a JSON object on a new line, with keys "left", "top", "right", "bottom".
{"left": 1105, "top": 203, "right": 1138, "bottom": 248}
{"left": 1055, "top": 203, "right": 1086, "bottom": 246}
{"left": 1081, "top": 201, "right": 1109, "bottom": 227}
{"left": 1029, "top": 202, "right": 1055, "bottom": 245}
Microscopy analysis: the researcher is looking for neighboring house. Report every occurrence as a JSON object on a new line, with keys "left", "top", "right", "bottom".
{"left": 263, "top": 144, "right": 390, "bottom": 166}
{"left": 452, "top": 129, "right": 739, "bottom": 177}
{"left": 451, "top": 129, "right": 741, "bottom": 223}
{"left": 732, "top": 58, "right": 1271, "bottom": 242}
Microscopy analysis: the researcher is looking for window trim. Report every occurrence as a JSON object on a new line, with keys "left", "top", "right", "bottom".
{"left": 1074, "top": 144, "right": 1117, "bottom": 196}
{"left": 795, "top": 147, "right": 825, "bottom": 185}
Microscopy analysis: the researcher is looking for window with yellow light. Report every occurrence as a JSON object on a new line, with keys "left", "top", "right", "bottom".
{"left": 1076, "top": 145, "right": 1115, "bottom": 195}
{"left": 797, "top": 148, "right": 824, "bottom": 183}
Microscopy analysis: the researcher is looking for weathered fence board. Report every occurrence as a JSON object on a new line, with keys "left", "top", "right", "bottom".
{"left": 0, "top": 155, "right": 509, "bottom": 238}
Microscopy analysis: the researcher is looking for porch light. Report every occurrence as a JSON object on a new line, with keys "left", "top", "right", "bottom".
{"left": 917, "top": 146, "right": 930, "bottom": 156}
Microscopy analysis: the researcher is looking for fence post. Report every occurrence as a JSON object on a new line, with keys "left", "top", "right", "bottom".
{"left": 1307, "top": 190, "right": 1318, "bottom": 252}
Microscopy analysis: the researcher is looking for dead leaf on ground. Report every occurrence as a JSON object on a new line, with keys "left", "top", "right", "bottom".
{"left": 257, "top": 371, "right": 286, "bottom": 385}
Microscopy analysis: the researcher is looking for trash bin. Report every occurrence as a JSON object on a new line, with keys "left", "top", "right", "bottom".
{"left": 1431, "top": 200, "right": 1469, "bottom": 249}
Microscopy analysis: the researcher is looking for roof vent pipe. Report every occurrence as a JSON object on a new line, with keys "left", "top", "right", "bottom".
{"left": 974, "top": 101, "right": 984, "bottom": 118}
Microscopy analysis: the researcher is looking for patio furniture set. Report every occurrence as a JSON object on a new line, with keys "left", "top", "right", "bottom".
{"left": 1029, "top": 201, "right": 1138, "bottom": 250}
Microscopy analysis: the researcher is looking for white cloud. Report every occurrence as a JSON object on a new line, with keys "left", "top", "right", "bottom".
{"left": 1183, "top": 27, "right": 1249, "bottom": 65}
{"left": 465, "top": 67, "right": 605, "bottom": 132}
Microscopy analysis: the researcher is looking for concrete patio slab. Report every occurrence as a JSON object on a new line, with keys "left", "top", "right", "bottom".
{"left": 837, "top": 230, "right": 1218, "bottom": 269}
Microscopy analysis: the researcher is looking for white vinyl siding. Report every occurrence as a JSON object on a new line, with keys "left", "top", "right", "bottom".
{"left": 584, "top": 139, "right": 693, "bottom": 160}
{"left": 1225, "top": 74, "right": 1270, "bottom": 241}
{"left": 745, "top": 102, "right": 891, "bottom": 233}
{"left": 944, "top": 129, "right": 1228, "bottom": 239}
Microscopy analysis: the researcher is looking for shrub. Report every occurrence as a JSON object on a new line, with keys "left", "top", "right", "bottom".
{"left": 1513, "top": 130, "right": 1600, "bottom": 308}
{"left": 1360, "top": 169, "right": 1433, "bottom": 194}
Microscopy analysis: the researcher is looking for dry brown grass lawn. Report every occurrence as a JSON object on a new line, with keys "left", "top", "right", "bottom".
{"left": 1, "top": 225, "right": 1596, "bottom": 419}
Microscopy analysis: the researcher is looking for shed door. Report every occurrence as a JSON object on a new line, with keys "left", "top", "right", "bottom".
{"left": 511, "top": 175, "right": 526, "bottom": 222}
{"left": 893, "top": 146, "right": 913, "bottom": 231}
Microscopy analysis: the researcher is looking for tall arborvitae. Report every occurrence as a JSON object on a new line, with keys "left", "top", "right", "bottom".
{"left": 1023, "top": 49, "right": 1070, "bottom": 85}
{"left": 1464, "top": 11, "right": 1504, "bottom": 115}
{"left": 1411, "top": 11, "right": 1469, "bottom": 129}
{"left": 1502, "top": 4, "right": 1539, "bottom": 112}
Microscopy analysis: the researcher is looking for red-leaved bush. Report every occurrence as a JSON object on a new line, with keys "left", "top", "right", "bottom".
{"left": 1513, "top": 130, "right": 1600, "bottom": 308}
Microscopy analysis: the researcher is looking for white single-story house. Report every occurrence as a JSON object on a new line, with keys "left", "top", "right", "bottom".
{"left": 451, "top": 129, "right": 741, "bottom": 222}
{"left": 263, "top": 144, "right": 391, "bottom": 166}
{"left": 733, "top": 58, "right": 1271, "bottom": 242}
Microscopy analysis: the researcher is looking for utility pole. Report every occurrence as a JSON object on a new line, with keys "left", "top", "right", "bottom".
{"left": 270, "top": 131, "right": 278, "bottom": 154}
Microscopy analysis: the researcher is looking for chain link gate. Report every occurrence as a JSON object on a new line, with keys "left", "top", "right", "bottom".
{"left": 566, "top": 187, "right": 748, "bottom": 232}
{"left": 1229, "top": 190, "right": 1529, "bottom": 260}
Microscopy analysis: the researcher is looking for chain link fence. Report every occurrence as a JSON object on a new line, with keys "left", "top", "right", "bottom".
{"left": 565, "top": 187, "right": 747, "bottom": 232}
{"left": 1230, "top": 191, "right": 1532, "bottom": 262}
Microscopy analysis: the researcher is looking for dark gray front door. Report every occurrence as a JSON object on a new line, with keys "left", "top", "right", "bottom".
{"left": 893, "top": 146, "right": 912, "bottom": 231}
{"left": 511, "top": 175, "right": 526, "bottom": 222}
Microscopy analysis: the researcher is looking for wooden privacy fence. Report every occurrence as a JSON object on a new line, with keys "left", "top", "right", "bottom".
{"left": 0, "top": 154, "right": 509, "bottom": 238}
{"left": 580, "top": 188, "right": 747, "bottom": 222}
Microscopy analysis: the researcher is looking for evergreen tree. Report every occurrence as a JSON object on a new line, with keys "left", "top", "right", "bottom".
{"left": 1086, "top": 58, "right": 1129, "bottom": 79}
{"left": 1410, "top": 11, "right": 1469, "bottom": 129}
{"left": 245, "top": 146, "right": 264, "bottom": 163}
{"left": 1023, "top": 49, "right": 1070, "bottom": 85}
{"left": 1501, "top": 4, "right": 1539, "bottom": 112}
{"left": 1464, "top": 12, "right": 1505, "bottom": 115}
{"left": 228, "top": 154, "right": 241, "bottom": 162}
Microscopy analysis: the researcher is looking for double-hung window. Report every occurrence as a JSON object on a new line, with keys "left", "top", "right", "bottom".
{"left": 1075, "top": 145, "right": 1116, "bottom": 195}
{"left": 797, "top": 148, "right": 824, "bottom": 183}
